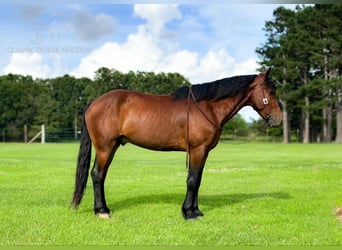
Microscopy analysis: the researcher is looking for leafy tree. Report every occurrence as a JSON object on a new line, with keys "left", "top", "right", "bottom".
{"left": 256, "top": 6, "right": 298, "bottom": 143}
{"left": 257, "top": 4, "right": 342, "bottom": 143}
{"left": 0, "top": 68, "right": 190, "bottom": 141}
{"left": 222, "top": 114, "right": 249, "bottom": 139}
{"left": 85, "top": 67, "right": 190, "bottom": 102}
{"left": 0, "top": 74, "right": 44, "bottom": 141}
{"left": 45, "top": 75, "right": 91, "bottom": 139}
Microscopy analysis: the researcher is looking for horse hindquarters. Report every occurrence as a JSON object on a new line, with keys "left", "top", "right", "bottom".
{"left": 85, "top": 96, "right": 124, "bottom": 218}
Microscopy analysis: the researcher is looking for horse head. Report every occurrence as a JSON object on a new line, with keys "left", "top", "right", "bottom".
{"left": 249, "top": 68, "right": 282, "bottom": 127}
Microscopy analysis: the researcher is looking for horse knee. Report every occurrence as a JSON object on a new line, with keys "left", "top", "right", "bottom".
{"left": 186, "top": 168, "right": 203, "bottom": 188}
{"left": 91, "top": 167, "right": 101, "bottom": 182}
{"left": 91, "top": 161, "right": 107, "bottom": 184}
{"left": 186, "top": 175, "right": 197, "bottom": 190}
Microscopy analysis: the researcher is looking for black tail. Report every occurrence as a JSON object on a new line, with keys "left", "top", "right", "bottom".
{"left": 71, "top": 105, "right": 92, "bottom": 209}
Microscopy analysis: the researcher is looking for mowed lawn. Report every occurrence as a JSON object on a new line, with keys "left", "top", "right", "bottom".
{"left": 0, "top": 142, "right": 341, "bottom": 246}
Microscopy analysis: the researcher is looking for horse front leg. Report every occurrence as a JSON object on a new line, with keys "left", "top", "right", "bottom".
{"left": 182, "top": 147, "right": 208, "bottom": 220}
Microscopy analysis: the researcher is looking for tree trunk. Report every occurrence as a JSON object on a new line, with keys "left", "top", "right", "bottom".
{"left": 281, "top": 55, "right": 290, "bottom": 143}
{"left": 327, "top": 105, "right": 332, "bottom": 142}
{"left": 280, "top": 99, "right": 290, "bottom": 143}
{"left": 336, "top": 109, "right": 342, "bottom": 143}
{"left": 24, "top": 125, "right": 28, "bottom": 143}
{"left": 300, "top": 66, "right": 310, "bottom": 143}
{"left": 323, "top": 107, "right": 327, "bottom": 141}
{"left": 335, "top": 87, "right": 342, "bottom": 142}
{"left": 302, "top": 68, "right": 310, "bottom": 144}
{"left": 303, "top": 96, "right": 310, "bottom": 143}
{"left": 74, "top": 110, "right": 78, "bottom": 139}
{"left": 322, "top": 50, "right": 332, "bottom": 142}
{"left": 322, "top": 106, "right": 332, "bottom": 142}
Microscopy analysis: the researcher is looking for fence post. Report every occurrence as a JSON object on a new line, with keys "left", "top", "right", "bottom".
{"left": 41, "top": 124, "right": 45, "bottom": 144}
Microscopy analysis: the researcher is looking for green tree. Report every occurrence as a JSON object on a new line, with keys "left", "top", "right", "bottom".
{"left": 84, "top": 67, "right": 130, "bottom": 102}
{"left": 222, "top": 114, "right": 249, "bottom": 139}
{"left": 85, "top": 68, "right": 190, "bottom": 102}
{"left": 313, "top": 5, "right": 342, "bottom": 142}
{"left": 46, "top": 75, "right": 90, "bottom": 136}
{"left": 257, "top": 4, "right": 342, "bottom": 143}
{"left": 256, "top": 6, "right": 297, "bottom": 143}
{"left": 132, "top": 71, "right": 189, "bottom": 94}
{"left": 0, "top": 74, "right": 43, "bottom": 141}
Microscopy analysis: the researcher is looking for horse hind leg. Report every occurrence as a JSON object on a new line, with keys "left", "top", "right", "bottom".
{"left": 91, "top": 141, "right": 120, "bottom": 219}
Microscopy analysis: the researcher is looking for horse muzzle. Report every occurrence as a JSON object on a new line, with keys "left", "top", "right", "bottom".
{"left": 267, "top": 114, "right": 282, "bottom": 127}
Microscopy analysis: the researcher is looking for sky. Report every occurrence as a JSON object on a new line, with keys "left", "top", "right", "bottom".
{"left": 0, "top": 3, "right": 298, "bottom": 121}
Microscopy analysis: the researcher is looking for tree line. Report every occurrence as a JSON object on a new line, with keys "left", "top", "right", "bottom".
{"left": 256, "top": 4, "right": 342, "bottom": 143}
{"left": 0, "top": 68, "right": 190, "bottom": 141}
{"left": 1, "top": 4, "right": 341, "bottom": 143}
{"left": 0, "top": 67, "right": 266, "bottom": 142}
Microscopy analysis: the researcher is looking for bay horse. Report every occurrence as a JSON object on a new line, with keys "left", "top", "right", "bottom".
{"left": 71, "top": 68, "right": 282, "bottom": 219}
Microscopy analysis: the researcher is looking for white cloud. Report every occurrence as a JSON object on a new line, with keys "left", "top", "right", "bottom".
{"left": 195, "top": 50, "right": 257, "bottom": 82}
{"left": 71, "top": 38, "right": 258, "bottom": 83}
{"left": 71, "top": 26, "right": 163, "bottom": 78}
{"left": 69, "top": 4, "right": 260, "bottom": 120}
{"left": 71, "top": 4, "right": 258, "bottom": 81}
{"left": 134, "top": 4, "right": 181, "bottom": 36}
{"left": 159, "top": 49, "right": 258, "bottom": 83}
{"left": 160, "top": 50, "right": 199, "bottom": 78}
{"left": 3, "top": 53, "right": 55, "bottom": 79}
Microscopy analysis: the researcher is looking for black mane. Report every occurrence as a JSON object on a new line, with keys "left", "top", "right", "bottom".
{"left": 173, "top": 74, "right": 257, "bottom": 102}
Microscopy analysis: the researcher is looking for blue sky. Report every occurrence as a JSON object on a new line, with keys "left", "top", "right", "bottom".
{"left": 0, "top": 3, "right": 298, "bottom": 121}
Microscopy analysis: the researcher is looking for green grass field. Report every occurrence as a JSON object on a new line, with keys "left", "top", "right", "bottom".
{"left": 0, "top": 142, "right": 341, "bottom": 246}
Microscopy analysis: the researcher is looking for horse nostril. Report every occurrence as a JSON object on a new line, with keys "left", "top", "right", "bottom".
{"left": 267, "top": 115, "right": 282, "bottom": 127}
{"left": 273, "top": 117, "right": 282, "bottom": 127}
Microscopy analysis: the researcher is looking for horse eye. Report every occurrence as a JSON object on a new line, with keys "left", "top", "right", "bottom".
{"left": 270, "top": 88, "right": 276, "bottom": 96}
{"left": 266, "top": 80, "right": 276, "bottom": 96}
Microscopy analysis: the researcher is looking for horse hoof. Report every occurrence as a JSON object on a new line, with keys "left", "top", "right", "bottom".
{"left": 182, "top": 210, "right": 199, "bottom": 220}
{"left": 194, "top": 209, "right": 204, "bottom": 217}
{"left": 182, "top": 207, "right": 204, "bottom": 220}
{"left": 97, "top": 213, "right": 111, "bottom": 219}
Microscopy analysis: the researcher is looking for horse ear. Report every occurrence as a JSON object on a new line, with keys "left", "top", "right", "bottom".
{"left": 265, "top": 67, "right": 272, "bottom": 78}
{"left": 259, "top": 67, "right": 272, "bottom": 79}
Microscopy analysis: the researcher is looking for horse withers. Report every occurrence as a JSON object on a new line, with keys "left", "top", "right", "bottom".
{"left": 71, "top": 68, "right": 282, "bottom": 219}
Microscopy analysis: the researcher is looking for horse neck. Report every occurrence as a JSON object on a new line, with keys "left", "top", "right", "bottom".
{"left": 210, "top": 93, "right": 250, "bottom": 127}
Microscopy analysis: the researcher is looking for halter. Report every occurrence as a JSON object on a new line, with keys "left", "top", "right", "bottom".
{"left": 185, "top": 81, "right": 272, "bottom": 167}
{"left": 260, "top": 82, "right": 272, "bottom": 124}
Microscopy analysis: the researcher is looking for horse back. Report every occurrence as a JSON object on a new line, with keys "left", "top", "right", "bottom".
{"left": 85, "top": 89, "right": 188, "bottom": 151}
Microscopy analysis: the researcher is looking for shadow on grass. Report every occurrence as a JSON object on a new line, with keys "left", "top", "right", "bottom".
{"left": 108, "top": 191, "right": 291, "bottom": 213}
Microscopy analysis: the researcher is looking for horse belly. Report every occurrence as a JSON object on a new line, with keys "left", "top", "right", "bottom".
{"left": 121, "top": 111, "right": 185, "bottom": 151}
{"left": 125, "top": 124, "right": 185, "bottom": 151}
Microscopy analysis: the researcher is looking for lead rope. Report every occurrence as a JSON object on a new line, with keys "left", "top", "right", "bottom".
{"left": 186, "top": 86, "right": 222, "bottom": 168}
{"left": 189, "top": 88, "right": 223, "bottom": 131}
{"left": 186, "top": 86, "right": 191, "bottom": 168}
